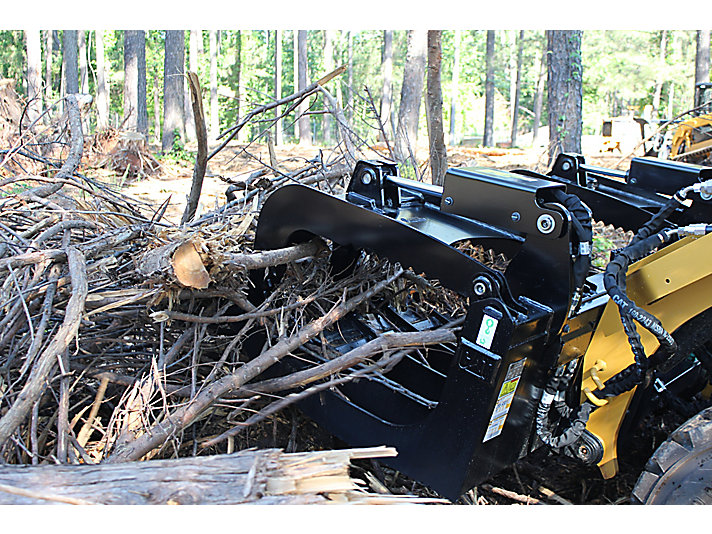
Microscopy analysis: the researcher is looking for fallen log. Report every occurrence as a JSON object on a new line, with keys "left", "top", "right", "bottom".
{"left": 0, "top": 446, "right": 436, "bottom": 504}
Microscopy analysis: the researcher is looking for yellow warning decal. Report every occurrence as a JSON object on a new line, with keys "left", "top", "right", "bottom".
{"left": 483, "top": 358, "right": 526, "bottom": 442}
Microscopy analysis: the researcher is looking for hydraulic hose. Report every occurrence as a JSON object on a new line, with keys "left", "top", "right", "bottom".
{"left": 551, "top": 189, "right": 592, "bottom": 291}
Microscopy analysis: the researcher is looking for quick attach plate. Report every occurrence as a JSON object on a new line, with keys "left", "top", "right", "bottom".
{"left": 440, "top": 167, "right": 566, "bottom": 238}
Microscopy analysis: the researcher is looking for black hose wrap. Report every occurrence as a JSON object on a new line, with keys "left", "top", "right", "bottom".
{"left": 630, "top": 196, "right": 680, "bottom": 245}
{"left": 536, "top": 397, "right": 595, "bottom": 449}
{"left": 595, "top": 229, "right": 678, "bottom": 400}
{"left": 551, "top": 189, "right": 592, "bottom": 291}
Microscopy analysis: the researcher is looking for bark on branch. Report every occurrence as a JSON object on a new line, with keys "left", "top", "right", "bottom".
{"left": 181, "top": 72, "right": 208, "bottom": 225}
{"left": 0, "top": 247, "right": 88, "bottom": 449}
{"left": 105, "top": 267, "right": 403, "bottom": 463}
{"left": 0, "top": 447, "right": 422, "bottom": 504}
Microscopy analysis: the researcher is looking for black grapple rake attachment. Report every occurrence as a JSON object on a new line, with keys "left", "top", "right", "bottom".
{"left": 252, "top": 155, "right": 712, "bottom": 500}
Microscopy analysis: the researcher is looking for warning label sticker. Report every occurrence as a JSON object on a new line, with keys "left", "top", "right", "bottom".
{"left": 483, "top": 358, "right": 526, "bottom": 443}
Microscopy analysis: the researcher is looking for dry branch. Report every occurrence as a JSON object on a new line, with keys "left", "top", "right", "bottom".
{"left": 105, "top": 267, "right": 404, "bottom": 463}
{"left": 0, "top": 446, "right": 437, "bottom": 504}
{"left": 0, "top": 247, "right": 87, "bottom": 449}
{"left": 181, "top": 72, "right": 208, "bottom": 225}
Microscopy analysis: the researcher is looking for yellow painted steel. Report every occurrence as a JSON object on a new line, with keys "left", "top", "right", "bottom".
{"left": 670, "top": 113, "right": 712, "bottom": 162}
{"left": 580, "top": 232, "right": 712, "bottom": 478}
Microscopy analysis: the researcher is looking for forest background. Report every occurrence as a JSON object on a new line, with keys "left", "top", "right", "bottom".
{"left": 2, "top": 26, "right": 707, "bottom": 167}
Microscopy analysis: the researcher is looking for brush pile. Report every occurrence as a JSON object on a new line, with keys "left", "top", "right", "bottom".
{"left": 0, "top": 93, "right": 467, "bottom": 505}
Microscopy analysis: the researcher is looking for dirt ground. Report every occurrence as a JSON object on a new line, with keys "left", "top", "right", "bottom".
{"left": 114, "top": 140, "right": 632, "bottom": 225}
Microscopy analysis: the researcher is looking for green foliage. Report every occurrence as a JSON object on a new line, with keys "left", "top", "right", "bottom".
{"left": 5, "top": 29, "right": 705, "bottom": 151}
{"left": 158, "top": 129, "right": 193, "bottom": 164}
{"left": 592, "top": 235, "right": 615, "bottom": 268}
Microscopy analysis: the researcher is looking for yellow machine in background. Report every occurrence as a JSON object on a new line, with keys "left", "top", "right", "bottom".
{"left": 669, "top": 82, "right": 712, "bottom": 164}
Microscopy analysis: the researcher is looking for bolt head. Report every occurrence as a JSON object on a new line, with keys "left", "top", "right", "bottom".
{"left": 511, "top": 211, "right": 521, "bottom": 222}
{"left": 444, "top": 196, "right": 454, "bottom": 206}
{"left": 536, "top": 214, "right": 556, "bottom": 234}
{"left": 474, "top": 282, "right": 487, "bottom": 296}
{"left": 561, "top": 160, "right": 572, "bottom": 171}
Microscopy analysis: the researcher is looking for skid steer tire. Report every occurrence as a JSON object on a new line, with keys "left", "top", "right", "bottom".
{"left": 631, "top": 406, "right": 712, "bottom": 504}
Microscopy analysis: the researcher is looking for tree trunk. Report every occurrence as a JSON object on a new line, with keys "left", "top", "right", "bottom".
{"left": 346, "top": 31, "right": 354, "bottom": 124}
{"left": 696, "top": 30, "right": 710, "bottom": 86}
{"left": 483, "top": 30, "right": 495, "bottom": 147}
{"left": 652, "top": 30, "right": 667, "bottom": 117}
{"left": 235, "top": 30, "right": 242, "bottom": 139}
{"left": 25, "top": 30, "right": 42, "bottom": 126}
{"left": 95, "top": 30, "right": 110, "bottom": 131}
{"left": 123, "top": 30, "right": 148, "bottom": 135}
{"left": 532, "top": 40, "right": 546, "bottom": 147}
{"left": 136, "top": 32, "right": 148, "bottom": 135}
{"left": 509, "top": 31, "right": 516, "bottom": 127}
{"left": 78, "top": 31, "right": 88, "bottom": 94}
{"left": 0, "top": 447, "right": 405, "bottom": 505}
{"left": 547, "top": 30, "right": 583, "bottom": 162}
{"left": 184, "top": 30, "right": 199, "bottom": 144}
{"left": 395, "top": 30, "right": 427, "bottom": 163}
{"left": 297, "top": 30, "right": 311, "bottom": 145}
{"left": 293, "top": 30, "right": 298, "bottom": 141}
{"left": 449, "top": 29, "right": 460, "bottom": 145}
{"left": 153, "top": 67, "right": 160, "bottom": 143}
{"left": 209, "top": 30, "right": 219, "bottom": 140}
{"left": 321, "top": 30, "right": 334, "bottom": 145}
{"left": 381, "top": 30, "right": 394, "bottom": 141}
{"left": 161, "top": 30, "right": 185, "bottom": 153}
{"left": 510, "top": 30, "right": 524, "bottom": 147}
{"left": 44, "top": 30, "right": 53, "bottom": 109}
{"left": 426, "top": 30, "right": 447, "bottom": 186}
{"left": 275, "top": 30, "right": 283, "bottom": 145}
{"left": 63, "top": 30, "right": 78, "bottom": 95}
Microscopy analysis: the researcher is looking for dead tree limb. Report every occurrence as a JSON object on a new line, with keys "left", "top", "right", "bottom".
{"left": 105, "top": 267, "right": 403, "bottom": 463}
{"left": 0, "top": 247, "right": 87, "bottom": 450}
{"left": 18, "top": 94, "right": 84, "bottom": 200}
{"left": 181, "top": 72, "right": 208, "bottom": 225}
{"left": 0, "top": 446, "right": 430, "bottom": 504}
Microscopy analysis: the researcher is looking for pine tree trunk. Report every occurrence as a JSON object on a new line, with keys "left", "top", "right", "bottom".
{"left": 347, "top": 31, "right": 354, "bottom": 124}
{"left": 209, "top": 30, "right": 219, "bottom": 140}
{"left": 449, "top": 29, "right": 460, "bottom": 145}
{"left": 297, "top": 30, "right": 311, "bottom": 145}
{"left": 652, "top": 31, "right": 667, "bottom": 117}
{"left": 63, "top": 30, "right": 78, "bottom": 95}
{"left": 696, "top": 30, "right": 710, "bottom": 86}
{"left": 395, "top": 30, "right": 427, "bottom": 163}
{"left": 44, "top": 30, "right": 53, "bottom": 108}
{"left": 161, "top": 30, "right": 185, "bottom": 153}
{"left": 25, "top": 30, "right": 42, "bottom": 125}
{"left": 426, "top": 31, "right": 447, "bottom": 186}
{"left": 78, "top": 31, "right": 88, "bottom": 94}
{"left": 547, "top": 30, "right": 583, "bottom": 162}
{"left": 293, "top": 30, "right": 298, "bottom": 142}
{"left": 184, "top": 30, "right": 199, "bottom": 144}
{"left": 136, "top": 32, "right": 148, "bottom": 135}
{"left": 153, "top": 68, "right": 161, "bottom": 143}
{"left": 532, "top": 41, "right": 546, "bottom": 147}
{"left": 123, "top": 30, "right": 147, "bottom": 135}
{"left": 322, "top": 30, "right": 334, "bottom": 145}
{"left": 275, "top": 30, "right": 283, "bottom": 145}
{"left": 510, "top": 30, "right": 524, "bottom": 147}
{"left": 381, "top": 30, "right": 394, "bottom": 141}
{"left": 95, "top": 30, "right": 109, "bottom": 131}
{"left": 483, "top": 30, "right": 495, "bottom": 148}
{"left": 235, "top": 30, "right": 244, "bottom": 139}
